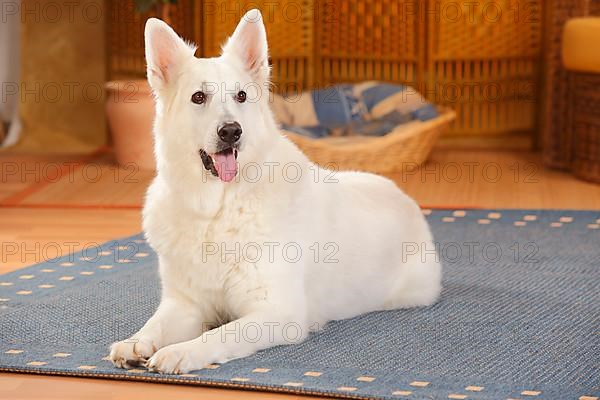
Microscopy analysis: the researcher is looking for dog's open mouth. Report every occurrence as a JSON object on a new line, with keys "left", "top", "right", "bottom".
{"left": 199, "top": 147, "right": 239, "bottom": 183}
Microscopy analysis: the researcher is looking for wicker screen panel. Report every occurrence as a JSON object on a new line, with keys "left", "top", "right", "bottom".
{"left": 106, "top": 0, "right": 198, "bottom": 79}
{"left": 429, "top": 0, "right": 542, "bottom": 60}
{"left": 315, "top": 0, "right": 423, "bottom": 87}
{"left": 105, "top": 0, "right": 551, "bottom": 142}
{"left": 427, "top": 58, "right": 540, "bottom": 137}
{"left": 202, "top": 0, "right": 313, "bottom": 57}
{"left": 201, "top": 0, "right": 315, "bottom": 93}
{"left": 318, "top": 0, "right": 419, "bottom": 60}
{"left": 427, "top": 0, "right": 542, "bottom": 136}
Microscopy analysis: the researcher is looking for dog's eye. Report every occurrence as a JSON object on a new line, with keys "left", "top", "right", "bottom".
{"left": 236, "top": 91, "right": 247, "bottom": 103}
{"left": 191, "top": 91, "right": 206, "bottom": 105}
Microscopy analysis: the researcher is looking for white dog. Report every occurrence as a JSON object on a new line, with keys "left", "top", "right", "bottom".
{"left": 110, "top": 10, "right": 441, "bottom": 374}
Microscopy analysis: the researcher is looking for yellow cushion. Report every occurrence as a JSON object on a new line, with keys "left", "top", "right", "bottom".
{"left": 562, "top": 18, "right": 600, "bottom": 73}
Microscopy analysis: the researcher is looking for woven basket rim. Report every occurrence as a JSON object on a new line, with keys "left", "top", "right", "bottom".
{"left": 283, "top": 107, "right": 456, "bottom": 153}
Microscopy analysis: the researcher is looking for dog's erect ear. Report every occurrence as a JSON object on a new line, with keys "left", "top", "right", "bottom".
{"left": 222, "top": 9, "right": 270, "bottom": 82}
{"left": 145, "top": 18, "right": 195, "bottom": 90}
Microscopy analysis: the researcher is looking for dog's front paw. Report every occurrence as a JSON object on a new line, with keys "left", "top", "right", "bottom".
{"left": 110, "top": 336, "right": 157, "bottom": 369}
{"left": 146, "top": 343, "right": 206, "bottom": 374}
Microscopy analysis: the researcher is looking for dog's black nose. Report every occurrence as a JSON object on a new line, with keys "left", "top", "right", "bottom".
{"left": 218, "top": 122, "right": 242, "bottom": 145}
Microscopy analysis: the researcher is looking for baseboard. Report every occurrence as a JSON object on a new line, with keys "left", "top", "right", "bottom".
{"left": 437, "top": 134, "right": 534, "bottom": 150}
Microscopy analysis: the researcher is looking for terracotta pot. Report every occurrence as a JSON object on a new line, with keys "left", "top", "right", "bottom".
{"left": 105, "top": 80, "right": 156, "bottom": 170}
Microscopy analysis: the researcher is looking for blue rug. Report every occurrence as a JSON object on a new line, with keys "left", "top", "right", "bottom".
{"left": 1, "top": 209, "right": 599, "bottom": 400}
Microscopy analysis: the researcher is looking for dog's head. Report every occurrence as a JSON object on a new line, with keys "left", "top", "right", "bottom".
{"left": 145, "top": 10, "right": 274, "bottom": 183}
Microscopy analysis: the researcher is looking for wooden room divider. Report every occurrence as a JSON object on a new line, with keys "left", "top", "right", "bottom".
{"left": 106, "top": 0, "right": 543, "bottom": 142}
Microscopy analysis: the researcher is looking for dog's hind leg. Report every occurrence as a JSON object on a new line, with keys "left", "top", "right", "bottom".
{"left": 384, "top": 241, "right": 442, "bottom": 310}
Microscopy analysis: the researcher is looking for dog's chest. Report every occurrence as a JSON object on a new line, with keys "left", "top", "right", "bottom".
{"left": 145, "top": 193, "right": 270, "bottom": 306}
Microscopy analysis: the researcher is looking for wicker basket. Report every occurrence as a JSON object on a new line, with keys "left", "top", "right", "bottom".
{"left": 284, "top": 107, "right": 456, "bottom": 174}
{"left": 541, "top": 0, "right": 600, "bottom": 169}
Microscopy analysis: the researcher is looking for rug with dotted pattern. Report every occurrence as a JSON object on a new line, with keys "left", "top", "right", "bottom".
{"left": 1, "top": 209, "right": 599, "bottom": 400}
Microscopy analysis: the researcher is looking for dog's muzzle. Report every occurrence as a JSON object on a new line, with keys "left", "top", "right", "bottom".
{"left": 199, "top": 122, "right": 241, "bottom": 183}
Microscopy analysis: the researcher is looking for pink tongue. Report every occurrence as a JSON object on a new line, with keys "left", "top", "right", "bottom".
{"left": 213, "top": 151, "right": 237, "bottom": 183}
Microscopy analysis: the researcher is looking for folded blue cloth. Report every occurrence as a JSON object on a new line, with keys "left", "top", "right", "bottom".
{"left": 278, "top": 82, "right": 438, "bottom": 138}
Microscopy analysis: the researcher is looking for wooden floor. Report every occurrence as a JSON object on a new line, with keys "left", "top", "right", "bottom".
{"left": 1, "top": 148, "right": 599, "bottom": 399}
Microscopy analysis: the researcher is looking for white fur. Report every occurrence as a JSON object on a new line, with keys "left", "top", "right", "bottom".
{"left": 110, "top": 10, "right": 442, "bottom": 374}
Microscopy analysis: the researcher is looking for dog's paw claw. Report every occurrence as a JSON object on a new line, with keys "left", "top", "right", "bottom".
{"left": 109, "top": 337, "right": 157, "bottom": 369}
{"left": 145, "top": 344, "right": 200, "bottom": 375}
